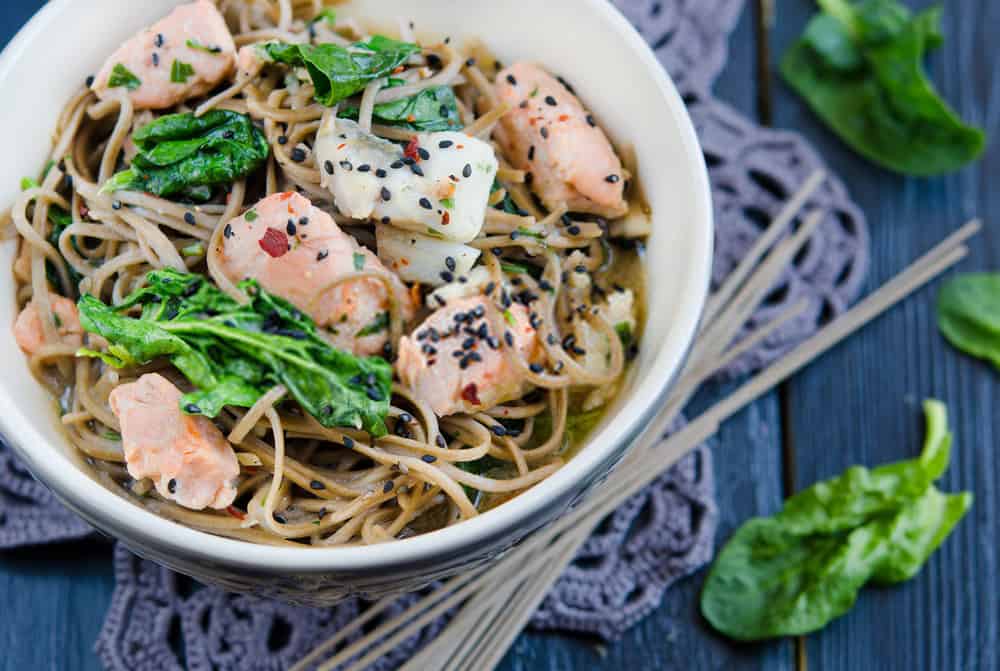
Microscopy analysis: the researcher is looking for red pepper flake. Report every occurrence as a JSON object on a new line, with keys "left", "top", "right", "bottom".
{"left": 259, "top": 227, "right": 289, "bottom": 258}
{"left": 456, "top": 144, "right": 464, "bottom": 149}
{"left": 404, "top": 137, "right": 421, "bottom": 162}
{"left": 461, "top": 383, "right": 481, "bottom": 406}
{"left": 337, "top": 143, "right": 346, "bottom": 150}
{"left": 392, "top": 65, "right": 405, "bottom": 74}
{"left": 558, "top": 114, "right": 570, "bottom": 122}
{"left": 442, "top": 211, "right": 451, "bottom": 226}
{"left": 406, "top": 114, "right": 416, "bottom": 123}
{"left": 276, "top": 191, "right": 294, "bottom": 201}
{"left": 226, "top": 505, "right": 246, "bottom": 520}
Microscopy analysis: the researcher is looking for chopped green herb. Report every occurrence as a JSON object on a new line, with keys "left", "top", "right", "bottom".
{"left": 503, "top": 309, "right": 516, "bottom": 326}
{"left": 103, "top": 430, "right": 121, "bottom": 441}
{"left": 356, "top": 311, "right": 390, "bottom": 337}
{"left": 440, "top": 197, "right": 455, "bottom": 209}
{"left": 170, "top": 60, "right": 196, "bottom": 84}
{"left": 516, "top": 227, "right": 545, "bottom": 239}
{"left": 614, "top": 322, "right": 633, "bottom": 348}
{"left": 424, "top": 227, "right": 445, "bottom": 239}
{"left": 500, "top": 261, "right": 530, "bottom": 275}
{"left": 245, "top": 209, "right": 259, "bottom": 222}
{"left": 186, "top": 39, "right": 223, "bottom": 54}
{"left": 529, "top": 85, "right": 539, "bottom": 97}
{"left": 353, "top": 252, "right": 366, "bottom": 271}
{"left": 52, "top": 313, "right": 63, "bottom": 328}
{"left": 108, "top": 64, "right": 141, "bottom": 90}
{"left": 181, "top": 242, "right": 205, "bottom": 257}
{"left": 20, "top": 177, "right": 38, "bottom": 190}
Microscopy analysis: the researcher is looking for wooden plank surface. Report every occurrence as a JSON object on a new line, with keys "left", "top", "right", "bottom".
{"left": 770, "top": 1, "right": 999, "bottom": 670}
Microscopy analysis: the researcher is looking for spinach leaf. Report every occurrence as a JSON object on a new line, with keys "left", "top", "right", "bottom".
{"left": 700, "top": 399, "right": 971, "bottom": 641}
{"left": 936, "top": 273, "right": 1000, "bottom": 368}
{"left": 102, "top": 110, "right": 269, "bottom": 202}
{"left": 76, "top": 269, "right": 392, "bottom": 436}
{"left": 339, "top": 85, "right": 461, "bottom": 132}
{"left": 19, "top": 175, "right": 83, "bottom": 291}
{"left": 781, "top": 0, "right": 985, "bottom": 176}
{"left": 259, "top": 36, "right": 420, "bottom": 106}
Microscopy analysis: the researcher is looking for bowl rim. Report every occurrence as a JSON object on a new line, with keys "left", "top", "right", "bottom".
{"left": 0, "top": 0, "right": 713, "bottom": 573}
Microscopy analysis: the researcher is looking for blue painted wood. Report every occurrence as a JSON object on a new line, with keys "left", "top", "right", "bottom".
{"left": 770, "top": 1, "right": 999, "bottom": 670}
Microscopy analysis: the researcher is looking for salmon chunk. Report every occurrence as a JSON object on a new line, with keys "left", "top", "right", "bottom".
{"left": 91, "top": 0, "right": 236, "bottom": 110}
{"left": 109, "top": 373, "right": 238, "bottom": 510}
{"left": 494, "top": 63, "right": 628, "bottom": 218}
{"left": 13, "top": 293, "right": 83, "bottom": 356}
{"left": 217, "top": 191, "right": 415, "bottom": 356}
{"left": 396, "top": 296, "right": 541, "bottom": 416}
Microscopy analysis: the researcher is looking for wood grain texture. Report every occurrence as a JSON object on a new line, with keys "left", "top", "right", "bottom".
{"left": 770, "top": 1, "right": 999, "bottom": 670}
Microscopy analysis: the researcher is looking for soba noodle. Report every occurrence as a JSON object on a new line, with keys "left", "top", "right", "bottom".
{"left": 7, "top": 0, "right": 647, "bottom": 547}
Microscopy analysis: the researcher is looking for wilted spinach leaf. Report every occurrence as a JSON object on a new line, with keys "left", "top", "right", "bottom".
{"left": 339, "top": 85, "right": 461, "bottom": 132}
{"left": 102, "top": 110, "right": 269, "bottom": 202}
{"left": 781, "top": 0, "right": 985, "bottom": 176}
{"left": 259, "top": 36, "right": 420, "bottom": 106}
{"left": 76, "top": 269, "right": 392, "bottom": 436}
{"left": 936, "top": 272, "right": 1000, "bottom": 368}
{"left": 700, "top": 399, "right": 972, "bottom": 640}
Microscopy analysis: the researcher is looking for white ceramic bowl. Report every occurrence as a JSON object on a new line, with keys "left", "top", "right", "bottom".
{"left": 0, "top": 0, "right": 712, "bottom": 603}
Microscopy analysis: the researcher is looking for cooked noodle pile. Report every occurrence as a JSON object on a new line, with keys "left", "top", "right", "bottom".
{"left": 7, "top": 0, "right": 647, "bottom": 547}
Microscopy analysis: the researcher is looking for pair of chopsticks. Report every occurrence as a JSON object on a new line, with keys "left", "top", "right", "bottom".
{"left": 292, "top": 170, "right": 980, "bottom": 671}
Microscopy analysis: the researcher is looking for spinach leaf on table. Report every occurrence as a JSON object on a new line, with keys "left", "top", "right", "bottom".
{"left": 76, "top": 269, "right": 392, "bottom": 436}
{"left": 936, "top": 272, "right": 1000, "bottom": 368}
{"left": 259, "top": 36, "right": 420, "bottom": 106}
{"left": 339, "top": 84, "right": 461, "bottom": 132}
{"left": 700, "top": 399, "right": 972, "bottom": 641}
{"left": 781, "top": 0, "right": 985, "bottom": 176}
{"left": 102, "top": 110, "right": 269, "bottom": 202}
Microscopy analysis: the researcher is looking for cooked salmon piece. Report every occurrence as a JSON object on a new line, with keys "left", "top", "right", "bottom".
{"left": 493, "top": 63, "right": 628, "bottom": 218}
{"left": 13, "top": 293, "right": 83, "bottom": 356}
{"left": 109, "top": 373, "right": 239, "bottom": 510}
{"left": 313, "top": 118, "right": 498, "bottom": 243}
{"left": 91, "top": 0, "right": 236, "bottom": 110}
{"left": 396, "top": 296, "right": 541, "bottom": 416}
{"left": 217, "top": 191, "right": 415, "bottom": 356}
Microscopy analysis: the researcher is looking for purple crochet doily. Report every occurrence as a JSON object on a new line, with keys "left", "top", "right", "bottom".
{"left": 0, "top": 0, "right": 870, "bottom": 668}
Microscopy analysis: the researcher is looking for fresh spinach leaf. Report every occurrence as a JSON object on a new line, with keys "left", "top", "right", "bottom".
{"left": 936, "top": 273, "right": 1000, "bottom": 368}
{"left": 339, "top": 85, "right": 461, "bottom": 132}
{"left": 781, "top": 0, "right": 985, "bottom": 176}
{"left": 108, "top": 63, "right": 141, "bottom": 90}
{"left": 76, "top": 269, "right": 392, "bottom": 436}
{"left": 102, "top": 110, "right": 269, "bottom": 201}
{"left": 259, "top": 36, "right": 420, "bottom": 106}
{"left": 700, "top": 399, "right": 972, "bottom": 641}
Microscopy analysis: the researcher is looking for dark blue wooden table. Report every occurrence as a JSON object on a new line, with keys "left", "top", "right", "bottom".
{"left": 2, "top": 1, "right": 997, "bottom": 669}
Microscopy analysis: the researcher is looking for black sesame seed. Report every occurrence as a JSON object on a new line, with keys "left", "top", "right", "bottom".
{"left": 439, "top": 104, "right": 449, "bottom": 117}
{"left": 462, "top": 337, "right": 476, "bottom": 350}
{"left": 540, "top": 126, "right": 549, "bottom": 139}
{"left": 367, "top": 387, "right": 383, "bottom": 401}
{"left": 154, "top": 33, "right": 165, "bottom": 47}
{"left": 375, "top": 168, "right": 387, "bottom": 178}
{"left": 286, "top": 221, "right": 297, "bottom": 236}
{"left": 278, "top": 135, "right": 289, "bottom": 145}
{"left": 504, "top": 331, "right": 515, "bottom": 347}
{"left": 568, "top": 225, "right": 581, "bottom": 235}
{"left": 399, "top": 412, "right": 413, "bottom": 423}
{"left": 290, "top": 147, "right": 307, "bottom": 162}
{"left": 342, "top": 436, "right": 355, "bottom": 449}
{"left": 422, "top": 454, "right": 437, "bottom": 463}
{"left": 468, "top": 352, "right": 482, "bottom": 363}
{"left": 167, "top": 478, "right": 177, "bottom": 493}
{"left": 465, "top": 57, "right": 476, "bottom": 67}
{"left": 85, "top": 75, "right": 95, "bottom": 87}
{"left": 419, "top": 197, "right": 433, "bottom": 210}
{"left": 316, "top": 249, "right": 329, "bottom": 261}
{"left": 340, "top": 160, "right": 353, "bottom": 171}
{"left": 111, "top": 200, "right": 122, "bottom": 210}
{"left": 575, "top": 264, "right": 587, "bottom": 273}
{"left": 417, "top": 147, "right": 430, "bottom": 161}
{"left": 506, "top": 74, "right": 518, "bottom": 86}
{"left": 539, "top": 279, "right": 553, "bottom": 292}
{"left": 380, "top": 187, "right": 391, "bottom": 201}
{"left": 299, "top": 216, "right": 309, "bottom": 226}
{"left": 491, "top": 247, "right": 503, "bottom": 256}
{"left": 486, "top": 336, "right": 499, "bottom": 349}
{"left": 310, "top": 480, "right": 325, "bottom": 490}
{"left": 445, "top": 256, "right": 456, "bottom": 271}
{"left": 490, "top": 424, "right": 508, "bottom": 437}
{"left": 586, "top": 114, "right": 596, "bottom": 127}
{"left": 439, "top": 140, "right": 454, "bottom": 149}
{"left": 184, "top": 403, "right": 201, "bottom": 414}
{"left": 436, "top": 435, "right": 448, "bottom": 448}
{"left": 528, "top": 145, "right": 535, "bottom": 161}
{"left": 323, "top": 160, "right": 334, "bottom": 176}
{"left": 402, "top": 157, "right": 416, "bottom": 166}
{"left": 223, "top": 223, "right": 233, "bottom": 239}
{"left": 427, "top": 53, "right": 443, "bottom": 69}
{"left": 152, "top": 52, "right": 160, "bottom": 67}
{"left": 184, "top": 212, "right": 196, "bottom": 225}
{"left": 357, "top": 164, "right": 371, "bottom": 172}
{"left": 525, "top": 172, "right": 534, "bottom": 186}
{"left": 462, "top": 163, "right": 472, "bottom": 178}
{"left": 545, "top": 95, "right": 557, "bottom": 106}
{"left": 440, "top": 270, "right": 454, "bottom": 282}
{"left": 274, "top": 514, "right": 287, "bottom": 524}
{"left": 391, "top": 160, "right": 404, "bottom": 169}
{"left": 411, "top": 164, "right": 424, "bottom": 177}
{"left": 605, "top": 174, "right": 621, "bottom": 183}
{"left": 484, "top": 281, "right": 496, "bottom": 295}
{"left": 472, "top": 305, "right": 486, "bottom": 318}
{"left": 383, "top": 481, "right": 394, "bottom": 494}
{"left": 529, "top": 363, "right": 544, "bottom": 373}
